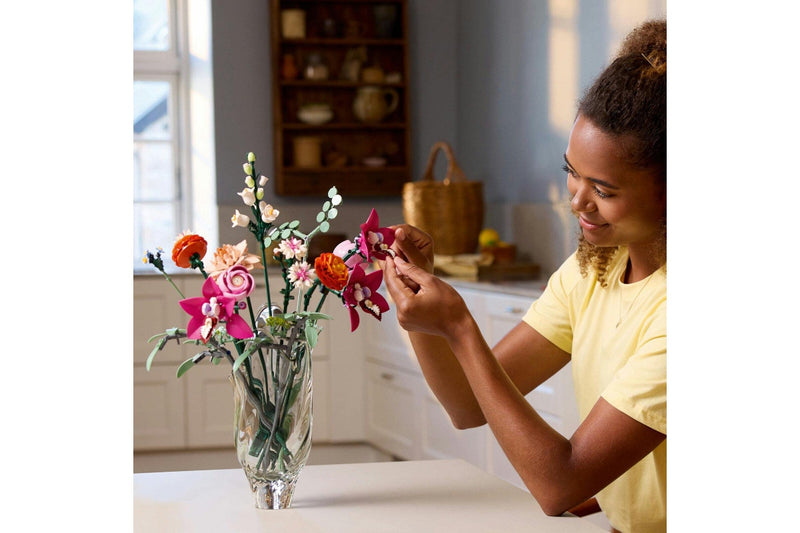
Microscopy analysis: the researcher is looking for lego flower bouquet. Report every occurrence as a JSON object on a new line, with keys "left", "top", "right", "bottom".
{"left": 143, "top": 152, "right": 394, "bottom": 509}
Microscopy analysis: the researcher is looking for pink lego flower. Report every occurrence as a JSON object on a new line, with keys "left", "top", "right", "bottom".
{"left": 341, "top": 264, "right": 389, "bottom": 332}
{"left": 217, "top": 265, "right": 255, "bottom": 302}
{"left": 358, "top": 208, "right": 395, "bottom": 261}
{"left": 179, "top": 276, "right": 253, "bottom": 342}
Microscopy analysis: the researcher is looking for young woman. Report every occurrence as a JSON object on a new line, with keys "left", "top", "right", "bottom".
{"left": 381, "top": 20, "right": 667, "bottom": 533}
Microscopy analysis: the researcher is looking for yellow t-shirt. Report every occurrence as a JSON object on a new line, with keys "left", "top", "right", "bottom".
{"left": 523, "top": 248, "right": 666, "bottom": 533}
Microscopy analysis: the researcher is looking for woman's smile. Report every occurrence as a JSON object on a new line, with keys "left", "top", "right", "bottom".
{"left": 578, "top": 216, "right": 607, "bottom": 231}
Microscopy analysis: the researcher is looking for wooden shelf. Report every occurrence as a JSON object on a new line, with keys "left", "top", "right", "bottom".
{"left": 286, "top": 0, "right": 404, "bottom": 4}
{"left": 277, "top": 167, "right": 408, "bottom": 196}
{"left": 281, "top": 37, "right": 405, "bottom": 46}
{"left": 282, "top": 122, "right": 407, "bottom": 130}
{"left": 284, "top": 165, "right": 408, "bottom": 173}
{"left": 281, "top": 80, "right": 405, "bottom": 88}
{"left": 270, "top": 0, "right": 411, "bottom": 196}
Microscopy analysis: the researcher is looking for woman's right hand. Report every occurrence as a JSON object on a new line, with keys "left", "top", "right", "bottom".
{"left": 387, "top": 224, "right": 434, "bottom": 293}
{"left": 389, "top": 224, "right": 434, "bottom": 274}
{"left": 382, "top": 254, "right": 471, "bottom": 340}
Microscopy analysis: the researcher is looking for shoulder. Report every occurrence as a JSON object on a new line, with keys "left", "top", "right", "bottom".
{"left": 548, "top": 252, "right": 586, "bottom": 295}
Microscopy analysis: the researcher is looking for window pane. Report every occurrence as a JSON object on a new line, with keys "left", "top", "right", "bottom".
{"left": 134, "top": 141, "right": 175, "bottom": 201}
{"left": 133, "top": 0, "right": 170, "bottom": 51}
{"left": 134, "top": 203, "right": 178, "bottom": 268}
{"left": 134, "top": 80, "right": 171, "bottom": 140}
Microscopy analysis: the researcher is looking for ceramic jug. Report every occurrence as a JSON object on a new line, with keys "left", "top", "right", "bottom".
{"left": 353, "top": 86, "right": 398, "bottom": 123}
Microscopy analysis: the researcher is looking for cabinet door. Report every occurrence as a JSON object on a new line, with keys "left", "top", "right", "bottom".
{"left": 310, "top": 359, "right": 331, "bottom": 442}
{"left": 134, "top": 276, "right": 188, "bottom": 366}
{"left": 185, "top": 364, "right": 235, "bottom": 448}
{"left": 322, "top": 293, "right": 368, "bottom": 441}
{"left": 483, "top": 291, "right": 577, "bottom": 437}
{"left": 134, "top": 365, "right": 186, "bottom": 450}
{"left": 364, "top": 288, "right": 420, "bottom": 373}
{"left": 420, "top": 385, "right": 487, "bottom": 468}
{"left": 480, "top": 291, "right": 580, "bottom": 487}
{"left": 364, "top": 361, "right": 422, "bottom": 460}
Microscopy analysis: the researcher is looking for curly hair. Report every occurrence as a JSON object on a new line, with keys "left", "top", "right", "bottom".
{"left": 574, "top": 19, "right": 666, "bottom": 285}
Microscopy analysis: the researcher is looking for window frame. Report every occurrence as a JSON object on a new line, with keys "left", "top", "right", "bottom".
{"left": 133, "top": 0, "right": 193, "bottom": 270}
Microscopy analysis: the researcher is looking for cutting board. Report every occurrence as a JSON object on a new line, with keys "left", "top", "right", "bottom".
{"left": 434, "top": 256, "right": 540, "bottom": 281}
{"left": 476, "top": 262, "right": 540, "bottom": 281}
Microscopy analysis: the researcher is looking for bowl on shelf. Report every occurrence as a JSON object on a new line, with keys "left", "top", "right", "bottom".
{"left": 362, "top": 156, "right": 387, "bottom": 168}
{"left": 298, "top": 104, "right": 333, "bottom": 125}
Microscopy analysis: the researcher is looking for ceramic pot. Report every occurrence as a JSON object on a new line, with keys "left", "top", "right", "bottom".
{"left": 353, "top": 86, "right": 398, "bottom": 123}
{"left": 281, "top": 9, "right": 305, "bottom": 38}
{"left": 293, "top": 136, "right": 322, "bottom": 167}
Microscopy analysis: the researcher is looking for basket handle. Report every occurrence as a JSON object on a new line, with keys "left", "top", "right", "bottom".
{"left": 421, "top": 141, "right": 467, "bottom": 185}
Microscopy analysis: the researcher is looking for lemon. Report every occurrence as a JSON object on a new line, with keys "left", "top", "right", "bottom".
{"left": 479, "top": 228, "right": 501, "bottom": 248}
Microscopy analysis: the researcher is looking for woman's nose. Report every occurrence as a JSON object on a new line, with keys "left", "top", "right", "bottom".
{"left": 570, "top": 186, "right": 594, "bottom": 213}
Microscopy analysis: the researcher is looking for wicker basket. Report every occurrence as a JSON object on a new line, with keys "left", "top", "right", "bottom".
{"left": 402, "top": 142, "right": 484, "bottom": 255}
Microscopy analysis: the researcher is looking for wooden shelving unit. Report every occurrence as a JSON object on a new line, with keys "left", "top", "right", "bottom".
{"left": 270, "top": 0, "right": 411, "bottom": 196}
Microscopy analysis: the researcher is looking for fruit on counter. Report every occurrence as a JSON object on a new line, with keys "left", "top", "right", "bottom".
{"left": 478, "top": 228, "right": 501, "bottom": 248}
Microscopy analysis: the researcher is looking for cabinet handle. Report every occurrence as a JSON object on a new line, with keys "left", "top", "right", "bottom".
{"left": 380, "top": 372, "right": 394, "bottom": 381}
{"left": 505, "top": 306, "right": 524, "bottom": 314}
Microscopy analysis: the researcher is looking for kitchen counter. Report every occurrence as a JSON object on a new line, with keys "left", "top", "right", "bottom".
{"left": 444, "top": 276, "right": 548, "bottom": 299}
{"left": 134, "top": 459, "right": 604, "bottom": 532}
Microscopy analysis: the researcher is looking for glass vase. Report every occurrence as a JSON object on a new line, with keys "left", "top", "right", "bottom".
{"left": 231, "top": 327, "right": 313, "bottom": 510}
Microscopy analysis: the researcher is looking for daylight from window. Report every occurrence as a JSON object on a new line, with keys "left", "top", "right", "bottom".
{"left": 133, "top": 0, "right": 182, "bottom": 270}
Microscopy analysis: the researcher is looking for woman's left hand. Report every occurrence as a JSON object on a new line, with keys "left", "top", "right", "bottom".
{"left": 382, "top": 255, "right": 471, "bottom": 340}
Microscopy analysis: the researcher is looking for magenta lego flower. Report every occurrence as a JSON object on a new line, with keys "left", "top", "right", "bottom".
{"left": 358, "top": 208, "right": 395, "bottom": 261}
{"left": 217, "top": 265, "right": 255, "bottom": 302}
{"left": 179, "top": 276, "right": 253, "bottom": 342}
{"left": 342, "top": 264, "right": 390, "bottom": 332}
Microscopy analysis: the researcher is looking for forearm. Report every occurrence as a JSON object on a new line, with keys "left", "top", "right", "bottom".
{"left": 407, "top": 329, "right": 486, "bottom": 428}
{"left": 445, "top": 320, "right": 591, "bottom": 515}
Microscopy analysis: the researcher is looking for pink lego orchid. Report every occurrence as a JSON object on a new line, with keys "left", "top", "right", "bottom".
{"left": 179, "top": 276, "right": 253, "bottom": 342}
{"left": 342, "top": 264, "right": 390, "bottom": 332}
{"left": 333, "top": 239, "right": 364, "bottom": 269}
{"left": 358, "top": 208, "right": 395, "bottom": 261}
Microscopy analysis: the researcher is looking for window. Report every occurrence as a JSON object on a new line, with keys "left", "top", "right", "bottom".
{"left": 133, "top": 0, "right": 187, "bottom": 269}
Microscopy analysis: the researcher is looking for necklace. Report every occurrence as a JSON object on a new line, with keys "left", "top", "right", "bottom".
{"left": 616, "top": 274, "right": 653, "bottom": 328}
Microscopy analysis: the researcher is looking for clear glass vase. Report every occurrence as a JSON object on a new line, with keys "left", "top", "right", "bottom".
{"left": 231, "top": 328, "right": 313, "bottom": 510}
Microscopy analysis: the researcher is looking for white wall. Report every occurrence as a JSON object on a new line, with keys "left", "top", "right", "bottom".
{"left": 455, "top": 0, "right": 666, "bottom": 274}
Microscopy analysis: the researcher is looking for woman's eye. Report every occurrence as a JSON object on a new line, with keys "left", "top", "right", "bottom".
{"left": 593, "top": 187, "right": 611, "bottom": 199}
{"left": 561, "top": 164, "right": 576, "bottom": 177}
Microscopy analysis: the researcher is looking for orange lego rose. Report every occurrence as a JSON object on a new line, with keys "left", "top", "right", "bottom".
{"left": 172, "top": 233, "right": 208, "bottom": 268}
{"left": 314, "top": 253, "right": 349, "bottom": 291}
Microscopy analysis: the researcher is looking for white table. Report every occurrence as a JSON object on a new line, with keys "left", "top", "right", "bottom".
{"left": 134, "top": 459, "right": 605, "bottom": 532}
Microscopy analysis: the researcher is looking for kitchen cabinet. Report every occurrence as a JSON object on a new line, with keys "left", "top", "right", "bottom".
{"left": 364, "top": 360, "right": 422, "bottom": 460}
{"left": 133, "top": 274, "right": 365, "bottom": 451}
{"left": 134, "top": 275, "right": 200, "bottom": 450}
{"left": 133, "top": 364, "right": 187, "bottom": 449}
{"left": 478, "top": 288, "right": 579, "bottom": 489}
{"left": 363, "top": 281, "right": 581, "bottom": 490}
{"left": 269, "top": 0, "right": 411, "bottom": 196}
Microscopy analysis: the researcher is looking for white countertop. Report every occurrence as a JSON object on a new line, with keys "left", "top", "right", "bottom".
{"left": 134, "top": 459, "right": 604, "bottom": 532}
{"left": 446, "top": 277, "right": 547, "bottom": 299}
